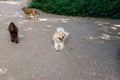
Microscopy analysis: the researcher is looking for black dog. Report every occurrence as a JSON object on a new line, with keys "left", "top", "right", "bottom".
{"left": 8, "top": 22, "right": 19, "bottom": 43}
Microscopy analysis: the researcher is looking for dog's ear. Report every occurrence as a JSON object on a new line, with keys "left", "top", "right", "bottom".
{"left": 22, "top": 7, "right": 26, "bottom": 10}
{"left": 9, "top": 22, "right": 15, "bottom": 27}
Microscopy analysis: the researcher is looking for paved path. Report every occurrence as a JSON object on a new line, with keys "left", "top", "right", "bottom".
{"left": 0, "top": 0, "right": 120, "bottom": 80}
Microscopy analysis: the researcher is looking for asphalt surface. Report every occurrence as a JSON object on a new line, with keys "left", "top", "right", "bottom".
{"left": 0, "top": 0, "right": 120, "bottom": 80}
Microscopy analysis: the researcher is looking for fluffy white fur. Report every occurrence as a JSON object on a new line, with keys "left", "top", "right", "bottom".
{"left": 53, "top": 27, "right": 70, "bottom": 51}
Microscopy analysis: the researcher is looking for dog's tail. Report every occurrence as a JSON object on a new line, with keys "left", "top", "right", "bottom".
{"left": 36, "top": 10, "right": 40, "bottom": 15}
{"left": 65, "top": 31, "right": 70, "bottom": 37}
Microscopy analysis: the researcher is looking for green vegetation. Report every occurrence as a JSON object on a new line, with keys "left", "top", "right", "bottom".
{"left": 29, "top": 0, "right": 120, "bottom": 19}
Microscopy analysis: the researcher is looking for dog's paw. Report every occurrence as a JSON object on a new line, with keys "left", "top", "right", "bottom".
{"left": 15, "top": 40, "right": 19, "bottom": 44}
{"left": 55, "top": 47, "right": 59, "bottom": 51}
{"left": 11, "top": 39, "right": 14, "bottom": 42}
{"left": 60, "top": 46, "right": 64, "bottom": 50}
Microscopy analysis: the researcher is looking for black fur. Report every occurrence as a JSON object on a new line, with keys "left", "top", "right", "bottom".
{"left": 8, "top": 22, "right": 19, "bottom": 43}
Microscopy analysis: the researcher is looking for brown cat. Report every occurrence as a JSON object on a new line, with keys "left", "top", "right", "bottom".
{"left": 22, "top": 7, "right": 40, "bottom": 20}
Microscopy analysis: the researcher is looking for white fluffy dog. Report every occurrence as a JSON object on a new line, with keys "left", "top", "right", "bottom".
{"left": 53, "top": 27, "right": 70, "bottom": 51}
